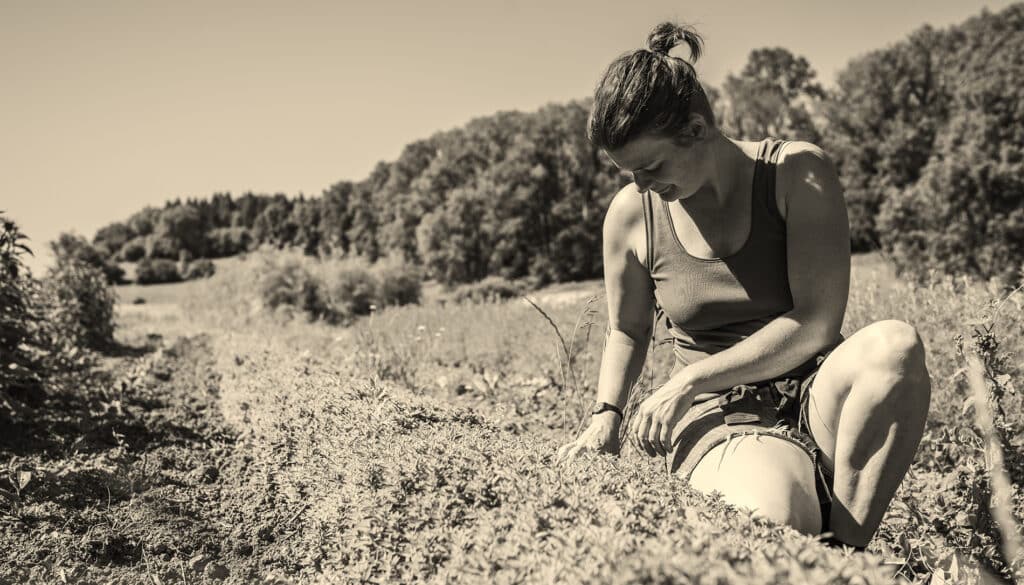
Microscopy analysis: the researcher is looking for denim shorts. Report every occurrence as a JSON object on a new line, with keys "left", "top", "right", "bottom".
{"left": 665, "top": 349, "right": 837, "bottom": 532}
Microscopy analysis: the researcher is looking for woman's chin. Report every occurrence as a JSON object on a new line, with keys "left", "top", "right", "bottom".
{"left": 654, "top": 186, "right": 680, "bottom": 201}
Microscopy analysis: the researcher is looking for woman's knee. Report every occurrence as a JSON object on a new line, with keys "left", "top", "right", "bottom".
{"left": 860, "top": 320, "right": 928, "bottom": 377}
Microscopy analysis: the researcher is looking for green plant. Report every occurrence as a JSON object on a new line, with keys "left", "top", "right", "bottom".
{"left": 450, "top": 276, "right": 525, "bottom": 304}
{"left": 325, "top": 265, "right": 379, "bottom": 322}
{"left": 523, "top": 294, "right": 601, "bottom": 436}
{"left": 372, "top": 257, "right": 422, "bottom": 308}
{"left": 38, "top": 259, "right": 117, "bottom": 351}
{"left": 183, "top": 258, "right": 216, "bottom": 280}
{"left": 0, "top": 214, "right": 42, "bottom": 397}
{"left": 135, "top": 258, "right": 182, "bottom": 285}
{"left": 117, "top": 237, "right": 147, "bottom": 262}
{"left": 256, "top": 254, "right": 332, "bottom": 321}
{"left": 50, "top": 232, "right": 125, "bottom": 284}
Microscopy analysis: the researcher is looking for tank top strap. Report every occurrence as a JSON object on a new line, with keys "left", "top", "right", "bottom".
{"left": 753, "top": 139, "right": 790, "bottom": 229}
{"left": 641, "top": 188, "right": 655, "bottom": 272}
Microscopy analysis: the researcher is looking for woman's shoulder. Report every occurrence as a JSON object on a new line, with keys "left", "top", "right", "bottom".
{"left": 603, "top": 183, "right": 647, "bottom": 239}
{"left": 602, "top": 183, "right": 648, "bottom": 262}
{"left": 775, "top": 140, "right": 834, "bottom": 167}
{"left": 772, "top": 141, "right": 841, "bottom": 222}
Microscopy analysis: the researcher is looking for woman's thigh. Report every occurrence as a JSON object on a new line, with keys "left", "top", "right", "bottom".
{"left": 688, "top": 433, "right": 822, "bottom": 535}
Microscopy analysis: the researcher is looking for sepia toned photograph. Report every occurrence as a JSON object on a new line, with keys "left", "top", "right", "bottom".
{"left": 2, "top": 1, "right": 1023, "bottom": 583}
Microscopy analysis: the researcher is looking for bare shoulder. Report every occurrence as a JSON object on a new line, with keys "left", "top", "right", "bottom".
{"left": 603, "top": 182, "right": 647, "bottom": 260}
{"left": 774, "top": 141, "right": 842, "bottom": 221}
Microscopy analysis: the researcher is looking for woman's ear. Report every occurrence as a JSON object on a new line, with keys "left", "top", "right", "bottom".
{"left": 686, "top": 113, "right": 708, "bottom": 141}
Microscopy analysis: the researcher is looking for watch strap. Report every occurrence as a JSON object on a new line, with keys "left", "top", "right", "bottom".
{"left": 592, "top": 402, "right": 624, "bottom": 418}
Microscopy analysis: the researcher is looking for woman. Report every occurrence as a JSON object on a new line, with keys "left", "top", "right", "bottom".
{"left": 555, "top": 22, "right": 931, "bottom": 551}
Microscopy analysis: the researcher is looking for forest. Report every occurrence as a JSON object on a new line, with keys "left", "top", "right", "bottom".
{"left": 86, "top": 5, "right": 1024, "bottom": 289}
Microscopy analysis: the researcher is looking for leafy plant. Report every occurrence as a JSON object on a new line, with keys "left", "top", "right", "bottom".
{"left": 135, "top": 258, "right": 182, "bottom": 285}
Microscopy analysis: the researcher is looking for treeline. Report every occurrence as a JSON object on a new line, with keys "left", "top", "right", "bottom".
{"left": 91, "top": 5, "right": 1024, "bottom": 287}
{"left": 94, "top": 105, "right": 626, "bottom": 286}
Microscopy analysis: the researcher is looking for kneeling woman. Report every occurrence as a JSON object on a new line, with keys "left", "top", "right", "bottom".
{"left": 556, "top": 22, "right": 931, "bottom": 550}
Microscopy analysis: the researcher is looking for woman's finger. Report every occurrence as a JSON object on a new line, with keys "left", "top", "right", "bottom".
{"left": 556, "top": 442, "right": 570, "bottom": 463}
{"left": 658, "top": 419, "right": 672, "bottom": 456}
{"left": 557, "top": 443, "right": 575, "bottom": 465}
{"left": 648, "top": 420, "right": 665, "bottom": 457}
{"left": 636, "top": 415, "right": 656, "bottom": 457}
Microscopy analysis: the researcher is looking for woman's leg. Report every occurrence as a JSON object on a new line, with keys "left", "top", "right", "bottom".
{"left": 803, "top": 319, "right": 932, "bottom": 547}
{"left": 689, "top": 433, "right": 822, "bottom": 535}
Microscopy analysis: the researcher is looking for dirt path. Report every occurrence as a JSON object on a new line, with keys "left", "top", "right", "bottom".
{"left": 0, "top": 335, "right": 301, "bottom": 584}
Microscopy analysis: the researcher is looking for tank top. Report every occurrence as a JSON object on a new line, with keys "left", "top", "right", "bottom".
{"left": 641, "top": 138, "right": 836, "bottom": 380}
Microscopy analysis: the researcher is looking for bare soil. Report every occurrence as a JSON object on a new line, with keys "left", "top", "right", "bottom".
{"left": 0, "top": 335, "right": 300, "bottom": 584}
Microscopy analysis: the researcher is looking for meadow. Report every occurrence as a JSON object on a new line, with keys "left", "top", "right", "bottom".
{"left": 4, "top": 252, "right": 1023, "bottom": 584}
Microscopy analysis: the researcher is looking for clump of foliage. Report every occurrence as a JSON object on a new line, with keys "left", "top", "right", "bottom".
{"left": 253, "top": 252, "right": 422, "bottom": 323}
{"left": 117, "top": 236, "right": 146, "bottom": 262}
{"left": 182, "top": 258, "right": 216, "bottom": 280}
{"left": 134, "top": 258, "right": 182, "bottom": 285}
{"left": 449, "top": 276, "right": 525, "bottom": 304}
{"left": 1, "top": 215, "right": 42, "bottom": 396}
{"left": 325, "top": 264, "right": 379, "bottom": 322}
{"left": 256, "top": 253, "right": 333, "bottom": 321}
{"left": 372, "top": 256, "right": 422, "bottom": 308}
{"left": 206, "top": 226, "right": 251, "bottom": 258}
{"left": 1, "top": 214, "right": 120, "bottom": 412}
{"left": 50, "top": 232, "right": 125, "bottom": 284}
{"left": 36, "top": 260, "right": 116, "bottom": 353}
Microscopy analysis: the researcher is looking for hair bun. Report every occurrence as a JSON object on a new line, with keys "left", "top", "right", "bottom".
{"left": 646, "top": 22, "right": 704, "bottom": 63}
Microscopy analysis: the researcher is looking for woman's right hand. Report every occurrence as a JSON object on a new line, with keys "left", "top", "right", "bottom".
{"left": 555, "top": 412, "right": 622, "bottom": 465}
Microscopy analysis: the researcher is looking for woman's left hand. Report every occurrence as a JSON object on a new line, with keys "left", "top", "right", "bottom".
{"left": 629, "top": 383, "right": 696, "bottom": 457}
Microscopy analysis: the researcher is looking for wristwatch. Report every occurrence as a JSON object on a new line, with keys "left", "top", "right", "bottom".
{"left": 591, "top": 401, "right": 624, "bottom": 418}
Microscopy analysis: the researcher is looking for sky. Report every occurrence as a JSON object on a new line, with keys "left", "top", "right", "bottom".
{"left": 1, "top": 0, "right": 1015, "bottom": 273}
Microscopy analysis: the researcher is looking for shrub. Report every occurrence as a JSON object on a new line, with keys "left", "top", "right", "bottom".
{"left": 1, "top": 215, "right": 42, "bottom": 394}
{"left": 38, "top": 259, "right": 116, "bottom": 351}
{"left": 325, "top": 265, "right": 379, "bottom": 321}
{"left": 256, "top": 255, "right": 332, "bottom": 321}
{"left": 146, "top": 234, "right": 180, "bottom": 260}
{"left": 449, "top": 276, "right": 525, "bottom": 304}
{"left": 207, "top": 227, "right": 252, "bottom": 258}
{"left": 50, "top": 232, "right": 125, "bottom": 284}
{"left": 118, "top": 237, "right": 147, "bottom": 262}
{"left": 372, "top": 257, "right": 422, "bottom": 307}
{"left": 183, "top": 258, "right": 216, "bottom": 280}
{"left": 135, "top": 258, "right": 182, "bottom": 285}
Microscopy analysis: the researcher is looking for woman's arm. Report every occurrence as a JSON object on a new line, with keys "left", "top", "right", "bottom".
{"left": 664, "top": 142, "right": 851, "bottom": 397}
{"left": 556, "top": 185, "right": 655, "bottom": 464}
{"left": 595, "top": 185, "right": 657, "bottom": 412}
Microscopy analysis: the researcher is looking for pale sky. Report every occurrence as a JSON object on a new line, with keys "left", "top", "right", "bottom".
{"left": 1, "top": 0, "right": 1013, "bottom": 273}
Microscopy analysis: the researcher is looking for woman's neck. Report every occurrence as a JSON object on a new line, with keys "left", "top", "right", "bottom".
{"left": 681, "top": 133, "right": 754, "bottom": 213}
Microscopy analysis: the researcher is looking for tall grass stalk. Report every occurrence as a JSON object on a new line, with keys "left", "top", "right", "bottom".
{"left": 966, "top": 353, "right": 1023, "bottom": 580}
{"left": 523, "top": 295, "right": 599, "bottom": 438}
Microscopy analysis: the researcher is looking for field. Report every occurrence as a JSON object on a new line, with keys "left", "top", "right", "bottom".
{"left": 2, "top": 253, "right": 1023, "bottom": 584}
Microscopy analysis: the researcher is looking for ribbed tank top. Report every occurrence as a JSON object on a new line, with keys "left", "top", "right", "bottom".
{"left": 641, "top": 138, "right": 833, "bottom": 380}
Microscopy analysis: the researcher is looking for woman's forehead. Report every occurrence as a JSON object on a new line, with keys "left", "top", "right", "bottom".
{"left": 606, "top": 135, "right": 669, "bottom": 170}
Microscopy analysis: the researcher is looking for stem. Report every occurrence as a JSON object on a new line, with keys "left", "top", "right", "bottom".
{"left": 966, "top": 352, "right": 1022, "bottom": 580}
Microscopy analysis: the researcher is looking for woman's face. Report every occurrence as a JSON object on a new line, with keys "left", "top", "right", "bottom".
{"left": 605, "top": 132, "right": 708, "bottom": 202}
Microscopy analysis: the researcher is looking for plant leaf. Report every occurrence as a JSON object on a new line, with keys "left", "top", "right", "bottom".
{"left": 17, "top": 470, "right": 31, "bottom": 490}
{"left": 961, "top": 396, "right": 975, "bottom": 416}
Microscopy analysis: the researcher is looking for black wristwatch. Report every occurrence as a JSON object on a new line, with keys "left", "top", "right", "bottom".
{"left": 591, "top": 401, "right": 624, "bottom": 418}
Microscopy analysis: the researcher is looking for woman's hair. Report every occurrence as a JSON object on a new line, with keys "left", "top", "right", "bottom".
{"left": 587, "top": 22, "right": 716, "bottom": 150}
